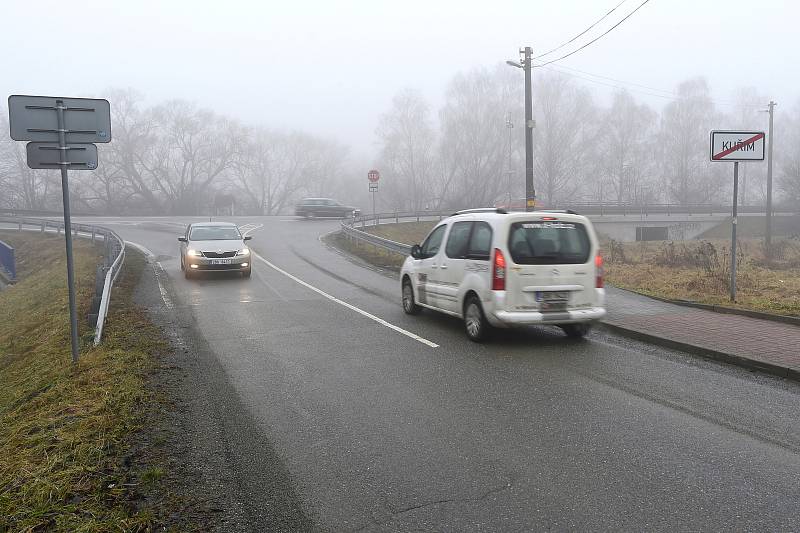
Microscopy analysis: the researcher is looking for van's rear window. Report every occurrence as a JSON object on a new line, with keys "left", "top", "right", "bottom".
{"left": 507, "top": 221, "right": 590, "bottom": 264}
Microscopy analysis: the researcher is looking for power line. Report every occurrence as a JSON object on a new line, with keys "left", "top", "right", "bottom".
{"left": 537, "top": 0, "right": 653, "bottom": 67}
{"left": 534, "top": 0, "right": 629, "bottom": 60}
{"left": 538, "top": 64, "right": 766, "bottom": 109}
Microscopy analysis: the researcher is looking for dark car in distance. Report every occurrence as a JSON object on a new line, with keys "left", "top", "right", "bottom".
{"left": 295, "top": 198, "right": 360, "bottom": 218}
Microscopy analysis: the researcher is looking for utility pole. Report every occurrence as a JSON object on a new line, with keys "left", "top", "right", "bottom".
{"left": 505, "top": 112, "right": 514, "bottom": 206}
{"left": 765, "top": 100, "right": 776, "bottom": 258}
{"left": 523, "top": 46, "right": 535, "bottom": 211}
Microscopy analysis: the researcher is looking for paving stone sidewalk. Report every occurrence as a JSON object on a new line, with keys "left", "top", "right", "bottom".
{"left": 603, "top": 287, "right": 800, "bottom": 380}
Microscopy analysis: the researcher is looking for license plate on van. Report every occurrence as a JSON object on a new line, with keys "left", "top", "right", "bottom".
{"left": 536, "top": 291, "right": 569, "bottom": 311}
{"left": 211, "top": 259, "right": 232, "bottom": 265}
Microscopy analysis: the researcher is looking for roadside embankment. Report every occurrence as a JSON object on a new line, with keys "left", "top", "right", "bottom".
{"left": 0, "top": 232, "right": 202, "bottom": 531}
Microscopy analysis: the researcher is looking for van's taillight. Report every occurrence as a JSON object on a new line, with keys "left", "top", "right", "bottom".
{"left": 595, "top": 254, "right": 604, "bottom": 288}
{"left": 492, "top": 248, "right": 506, "bottom": 291}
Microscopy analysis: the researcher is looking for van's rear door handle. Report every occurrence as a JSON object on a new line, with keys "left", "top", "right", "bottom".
{"left": 439, "top": 264, "right": 448, "bottom": 269}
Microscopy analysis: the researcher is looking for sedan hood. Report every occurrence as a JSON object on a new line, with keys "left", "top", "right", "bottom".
{"left": 188, "top": 239, "right": 244, "bottom": 251}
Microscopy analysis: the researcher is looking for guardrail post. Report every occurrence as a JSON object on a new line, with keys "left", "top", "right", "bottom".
{"left": 91, "top": 228, "right": 95, "bottom": 243}
{"left": 395, "top": 211, "right": 399, "bottom": 224}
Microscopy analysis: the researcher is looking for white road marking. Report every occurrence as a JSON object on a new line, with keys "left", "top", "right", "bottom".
{"left": 242, "top": 223, "right": 264, "bottom": 236}
{"left": 252, "top": 252, "right": 438, "bottom": 348}
{"left": 125, "top": 240, "right": 155, "bottom": 258}
{"left": 125, "top": 240, "right": 174, "bottom": 309}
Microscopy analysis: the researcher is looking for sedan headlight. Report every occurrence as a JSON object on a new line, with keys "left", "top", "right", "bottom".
{"left": 187, "top": 249, "right": 202, "bottom": 257}
{"left": 236, "top": 247, "right": 250, "bottom": 256}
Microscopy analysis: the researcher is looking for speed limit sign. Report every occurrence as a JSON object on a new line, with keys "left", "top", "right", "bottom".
{"left": 367, "top": 169, "right": 380, "bottom": 182}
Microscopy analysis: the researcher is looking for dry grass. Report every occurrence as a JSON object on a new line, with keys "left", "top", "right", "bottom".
{"left": 328, "top": 221, "right": 438, "bottom": 271}
{"left": 365, "top": 221, "right": 437, "bottom": 245}
{"left": 0, "top": 231, "right": 168, "bottom": 531}
{"left": 604, "top": 238, "right": 800, "bottom": 316}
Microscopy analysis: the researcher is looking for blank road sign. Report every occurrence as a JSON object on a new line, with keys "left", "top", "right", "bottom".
{"left": 710, "top": 130, "right": 765, "bottom": 162}
{"left": 26, "top": 142, "right": 98, "bottom": 170}
{"left": 8, "top": 95, "right": 111, "bottom": 143}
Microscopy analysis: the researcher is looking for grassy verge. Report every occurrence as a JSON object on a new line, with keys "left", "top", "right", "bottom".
{"left": 604, "top": 238, "right": 800, "bottom": 316}
{"left": 0, "top": 231, "right": 170, "bottom": 531}
{"left": 329, "top": 232, "right": 406, "bottom": 271}
{"left": 327, "top": 221, "right": 436, "bottom": 271}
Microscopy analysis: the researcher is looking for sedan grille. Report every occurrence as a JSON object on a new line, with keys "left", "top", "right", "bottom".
{"left": 202, "top": 251, "right": 237, "bottom": 258}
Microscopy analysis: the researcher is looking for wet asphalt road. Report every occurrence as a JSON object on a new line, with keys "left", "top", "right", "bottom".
{"left": 80, "top": 215, "right": 800, "bottom": 531}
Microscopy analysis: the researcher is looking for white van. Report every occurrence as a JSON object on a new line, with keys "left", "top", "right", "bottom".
{"left": 400, "top": 208, "right": 606, "bottom": 342}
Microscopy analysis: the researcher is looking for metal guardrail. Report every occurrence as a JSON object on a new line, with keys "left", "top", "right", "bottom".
{"left": 554, "top": 203, "right": 796, "bottom": 217}
{"left": 340, "top": 211, "right": 454, "bottom": 256}
{"left": 0, "top": 208, "right": 94, "bottom": 217}
{"left": 0, "top": 216, "right": 126, "bottom": 345}
{"left": 339, "top": 204, "right": 800, "bottom": 256}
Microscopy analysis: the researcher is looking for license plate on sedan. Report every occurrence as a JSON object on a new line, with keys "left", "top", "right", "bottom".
{"left": 211, "top": 259, "right": 232, "bottom": 265}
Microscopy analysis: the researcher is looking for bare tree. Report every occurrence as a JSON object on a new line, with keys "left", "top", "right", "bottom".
{"left": 597, "top": 90, "right": 657, "bottom": 205}
{"left": 134, "top": 101, "right": 238, "bottom": 214}
{"left": 658, "top": 78, "right": 725, "bottom": 205}
{"left": 778, "top": 100, "right": 800, "bottom": 203}
{"left": 439, "top": 66, "right": 521, "bottom": 209}
{"left": 376, "top": 89, "right": 438, "bottom": 211}
{"left": 533, "top": 73, "right": 597, "bottom": 206}
{"left": 728, "top": 87, "right": 768, "bottom": 205}
{"left": 0, "top": 106, "right": 60, "bottom": 210}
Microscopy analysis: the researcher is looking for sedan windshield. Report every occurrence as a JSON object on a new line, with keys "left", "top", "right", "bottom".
{"left": 189, "top": 226, "right": 241, "bottom": 241}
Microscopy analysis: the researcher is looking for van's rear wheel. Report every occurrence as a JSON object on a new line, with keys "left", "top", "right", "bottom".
{"left": 561, "top": 323, "right": 591, "bottom": 338}
{"left": 464, "top": 296, "right": 491, "bottom": 342}
{"left": 402, "top": 279, "right": 421, "bottom": 315}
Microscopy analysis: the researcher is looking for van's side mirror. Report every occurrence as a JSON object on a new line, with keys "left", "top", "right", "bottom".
{"left": 243, "top": 235, "right": 253, "bottom": 241}
{"left": 410, "top": 244, "right": 422, "bottom": 259}
{"left": 178, "top": 236, "right": 187, "bottom": 242}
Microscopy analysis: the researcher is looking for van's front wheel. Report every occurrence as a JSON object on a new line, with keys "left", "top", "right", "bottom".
{"left": 402, "top": 279, "right": 421, "bottom": 315}
{"left": 464, "top": 296, "right": 491, "bottom": 342}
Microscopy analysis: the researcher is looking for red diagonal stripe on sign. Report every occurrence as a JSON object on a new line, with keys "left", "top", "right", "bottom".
{"left": 712, "top": 133, "right": 765, "bottom": 160}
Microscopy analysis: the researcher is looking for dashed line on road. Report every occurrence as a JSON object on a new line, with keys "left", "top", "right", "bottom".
{"left": 252, "top": 252, "right": 439, "bottom": 348}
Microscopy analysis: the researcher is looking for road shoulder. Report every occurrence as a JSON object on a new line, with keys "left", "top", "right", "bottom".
{"left": 133, "top": 251, "right": 316, "bottom": 532}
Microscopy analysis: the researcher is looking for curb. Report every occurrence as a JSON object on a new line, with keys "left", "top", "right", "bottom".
{"left": 599, "top": 321, "right": 800, "bottom": 382}
{"left": 613, "top": 286, "right": 800, "bottom": 327}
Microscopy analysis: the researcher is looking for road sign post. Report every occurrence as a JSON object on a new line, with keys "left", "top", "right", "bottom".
{"left": 8, "top": 95, "right": 111, "bottom": 363}
{"left": 710, "top": 130, "right": 765, "bottom": 302}
{"left": 368, "top": 169, "right": 380, "bottom": 226}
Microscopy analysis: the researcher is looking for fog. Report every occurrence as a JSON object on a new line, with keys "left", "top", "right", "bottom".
{"left": 2, "top": 0, "right": 799, "bottom": 214}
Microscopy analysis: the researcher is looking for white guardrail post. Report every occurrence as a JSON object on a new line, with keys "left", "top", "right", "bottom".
{"left": 0, "top": 216, "right": 125, "bottom": 346}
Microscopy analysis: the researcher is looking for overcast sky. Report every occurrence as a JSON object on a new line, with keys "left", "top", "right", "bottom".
{"left": 2, "top": 0, "right": 797, "bottom": 156}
